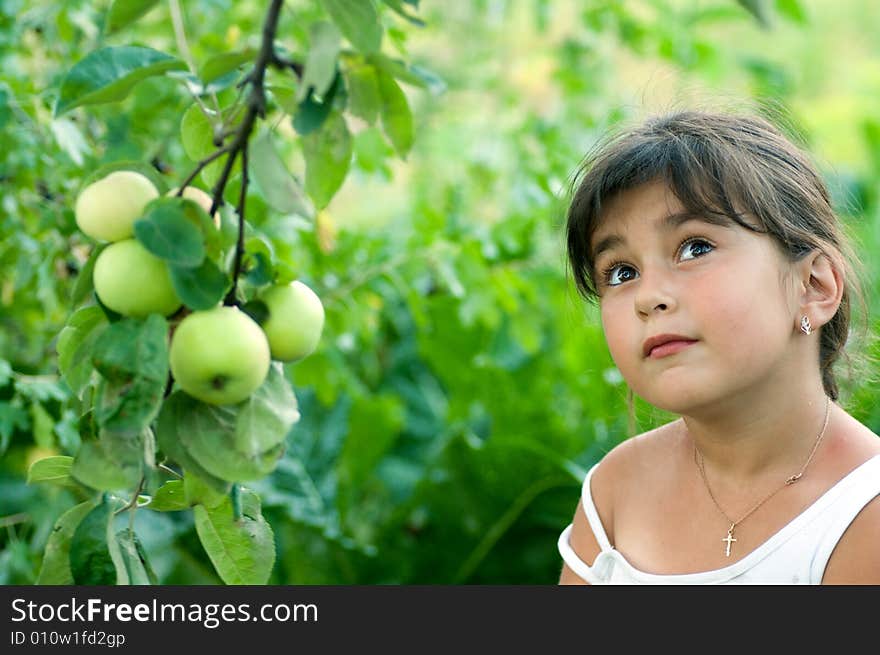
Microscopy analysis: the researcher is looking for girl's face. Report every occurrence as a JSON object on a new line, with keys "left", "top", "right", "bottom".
{"left": 591, "top": 179, "right": 800, "bottom": 416}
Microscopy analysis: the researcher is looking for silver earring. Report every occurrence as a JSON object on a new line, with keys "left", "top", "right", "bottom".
{"left": 800, "top": 315, "right": 812, "bottom": 335}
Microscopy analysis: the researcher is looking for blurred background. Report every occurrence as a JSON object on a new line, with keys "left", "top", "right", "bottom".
{"left": 2, "top": 0, "right": 879, "bottom": 584}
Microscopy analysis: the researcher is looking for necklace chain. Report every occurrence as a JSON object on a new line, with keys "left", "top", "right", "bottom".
{"left": 693, "top": 396, "right": 831, "bottom": 555}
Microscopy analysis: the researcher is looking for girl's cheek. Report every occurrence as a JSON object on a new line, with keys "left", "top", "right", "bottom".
{"left": 600, "top": 302, "right": 636, "bottom": 361}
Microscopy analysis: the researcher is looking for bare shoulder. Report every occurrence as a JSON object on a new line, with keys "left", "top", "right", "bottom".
{"left": 821, "top": 494, "right": 880, "bottom": 584}
{"left": 821, "top": 412, "right": 880, "bottom": 584}
{"left": 591, "top": 418, "right": 684, "bottom": 505}
{"left": 558, "top": 419, "right": 682, "bottom": 584}
{"left": 572, "top": 421, "right": 679, "bottom": 554}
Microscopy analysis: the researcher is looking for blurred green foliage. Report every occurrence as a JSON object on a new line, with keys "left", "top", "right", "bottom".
{"left": 2, "top": 0, "right": 879, "bottom": 584}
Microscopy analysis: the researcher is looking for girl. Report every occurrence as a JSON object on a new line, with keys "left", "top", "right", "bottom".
{"left": 557, "top": 109, "right": 880, "bottom": 584}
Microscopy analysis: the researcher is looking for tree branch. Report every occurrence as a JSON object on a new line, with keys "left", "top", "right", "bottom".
{"left": 175, "top": 0, "right": 286, "bottom": 305}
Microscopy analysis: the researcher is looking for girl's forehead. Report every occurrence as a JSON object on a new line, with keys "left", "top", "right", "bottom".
{"left": 598, "top": 181, "right": 681, "bottom": 226}
{"left": 590, "top": 182, "right": 685, "bottom": 245}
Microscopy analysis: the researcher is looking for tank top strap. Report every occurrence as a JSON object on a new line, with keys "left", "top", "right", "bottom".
{"left": 580, "top": 461, "right": 614, "bottom": 552}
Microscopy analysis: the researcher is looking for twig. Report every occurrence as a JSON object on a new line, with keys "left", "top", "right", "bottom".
{"left": 114, "top": 476, "right": 146, "bottom": 516}
{"left": 158, "top": 463, "right": 183, "bottom": 479}
{"left": 176, "top": 145, "right": 235, "bottom": 194}
{"left": 269, "top": 53, "right": 304, "bottom": 80}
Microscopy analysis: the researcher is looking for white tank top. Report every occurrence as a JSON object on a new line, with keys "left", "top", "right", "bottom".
{"left": 558, "top": 454, "right": 880, "bottom": 584}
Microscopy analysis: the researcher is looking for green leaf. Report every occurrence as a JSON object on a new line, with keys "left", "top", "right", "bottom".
{"left": 736, "top": 0, "right": 772, "bottom": 28}
{"left": 200, "top": 49, "right": 256, "bottom": 84}
{"left": 71, "top": 438, "right": 142, "bottom": 492}
{"left": 381, "top": 0, "right": 425, "bottom": 26}
{"left": 376, "top": 69, "right": 414, "bottom": 157}
{"left": 156, "top": 411, "right": 231, "bottom": 496}
{"left": 268, "top": 85, "right": 300, "bottom": 115}
{"left": 184, "top": 472, "right": 228, "bottom": 508}
{"left": 369, "top": 53, "right": 446, "bottom": 94}
{"left": 29, "top": 402, "right": 55, "bottom": 448}
{"left": 27, "top": 456, "right": 75, "bottom": 485}
{"left": 90, "top": 315, "right": 168, "bottom": 433}
{"left": 50, "top": 117, "right": 90, "bottom": 166}
{"left": 343, "top": 60, "right": 381, "bottom": 124}
{"left": 243, "top": 252, "right": 274, "bottom": 287}
{"left": 55, "top": 46, "right": 186, "bottom": 116}
{"left": 106, "top": 0, "right": 161, "bottom": 34}
{"left": 56, "top": 306, "right": 108, "bottom": 398}
{"left": 157, "top": 369, "right": 297, "bottom": 483}
{"left": 194, "top": 488, "right": 275, "bottom": 584}
{"left": 298, "top": 21, "right": 341, "bottom": 102}
{"left": 292, "top": 74, "right": 340, "bottom": 136}
{"left": 116, "top": 528, "right": 157, "bottom": 584}
{"left": 234, "top": 365, "right": 301, "bottom": 455}
{"left": 71, "top": 244, "right": 101, "bottom": 308}
{"left": 320, "top": 0, "right": 383, "bottom": 53}
{"left": 241, "top": 299, "right": 270, "bottom": 325}
{"left": 249, "top": 130, "right": 313, "bottom": 217}
{"left": 776, "top": 0, "right": 808, "bottom": 24}
{"left": 146, "top": 479, "right": 188, "bottom": 511}
{"left": 180, "top": 104, "right": 240, "bottom": 187}
{"left": 181, "top": 103, "right": 215, "bottom": 160}
{"left": 36, "top": 501, "right": 97, "bottom": 585}
{"left": 169, "top": 258, "right": 229, "bottom": 311}
{"left": 187, "top": 417, "right": 285, "bottom": 483}
{"left": 94, "top": 374, "right": 165, "bottom": 434}
{"left": 134, "top": 197, "right": 206, "bottom": 268}
{"left": 70, "top": 499, "right": 121, "bottom": 585}
{"left": 91, "top": 315, "right": 169, "bottom": 384}
{"left": 303, "top": 110, "right": 353, "bottom": 209}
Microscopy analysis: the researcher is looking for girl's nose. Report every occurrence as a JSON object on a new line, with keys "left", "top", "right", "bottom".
{"left": 634, "top": 270, "right": 678, "bottom": 318}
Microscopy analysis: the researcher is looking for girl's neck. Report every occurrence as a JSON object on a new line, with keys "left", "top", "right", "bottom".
{"left": 679, "top": 384, "right": 832, "bottom": 486}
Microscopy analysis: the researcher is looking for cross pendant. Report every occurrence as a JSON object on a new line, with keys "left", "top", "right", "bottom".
{"left": 722, "top": 525, "right": 737, "bottom": 557}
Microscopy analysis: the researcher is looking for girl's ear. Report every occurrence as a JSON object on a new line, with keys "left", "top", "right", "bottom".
{"left": 797, "top": 249, "right": 844, "bottom": 329}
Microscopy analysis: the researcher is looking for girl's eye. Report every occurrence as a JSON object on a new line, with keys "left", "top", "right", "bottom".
{"left": 679, "top": 238, "right": 714, "bottom": 261}
{"left": 601, "top": 262, "right": 638, "bottom": 287}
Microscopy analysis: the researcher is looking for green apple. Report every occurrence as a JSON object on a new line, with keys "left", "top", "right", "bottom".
{"left": 169, "top": 306, "right": 271, "bottom": 405}
{"left": 93, "top": 239, "right": 182, "bottom": 317}
{"left": 75, "top": 170, "right": 159, "bottom": 242}
{"left": 259, "top": 280, "right": 325, "bottom": 362}
{"left": 167, "top": 185, "right": 221, "bottom": 229}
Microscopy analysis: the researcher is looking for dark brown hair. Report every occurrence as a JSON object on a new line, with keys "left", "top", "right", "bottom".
{"left": 565, "top": 109, "right": 869, "bottom": 402}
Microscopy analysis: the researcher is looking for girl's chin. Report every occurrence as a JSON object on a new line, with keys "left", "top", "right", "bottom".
{"left": 635, "top": 384, "right": 718, "bottom": 416}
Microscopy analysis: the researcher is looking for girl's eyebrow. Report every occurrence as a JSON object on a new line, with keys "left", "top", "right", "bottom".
{"left": 590, "top": 211, "right": 716, "bottom": 261}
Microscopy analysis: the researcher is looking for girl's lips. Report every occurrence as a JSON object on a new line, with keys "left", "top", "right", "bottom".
{"left": 647, "top": 339, "right": 698, "bottom": 358}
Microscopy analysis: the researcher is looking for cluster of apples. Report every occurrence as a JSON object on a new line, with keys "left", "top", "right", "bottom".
{"left": 74, "top": 170, "right": 325, "bottom": 406}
